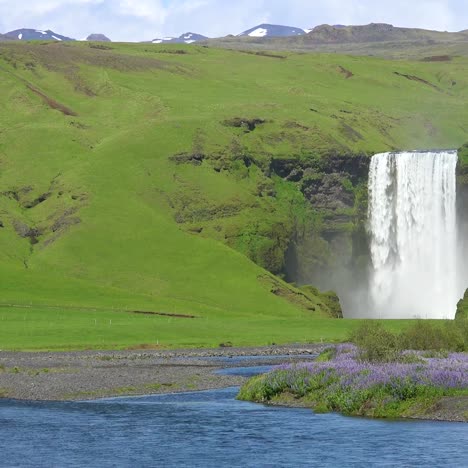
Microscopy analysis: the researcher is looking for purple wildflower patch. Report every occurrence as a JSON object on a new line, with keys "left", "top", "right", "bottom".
{"left": 276, "top": 345, "right": 468, "bottom": 391}
{"left": 239, "top": 345, "right": 468, "bottom": 416}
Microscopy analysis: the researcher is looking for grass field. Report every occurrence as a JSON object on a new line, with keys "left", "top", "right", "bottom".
{"left": 0, "top": 306, "right": 414, "bottom": 351}
{"left": 0, "top": 41, "right": 467, "bottom": 350}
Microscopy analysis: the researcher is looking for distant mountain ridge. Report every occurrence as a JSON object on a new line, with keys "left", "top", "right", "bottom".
{"left": 2, "top": 23, "right": 468, "bottom": 45}
{"left": 86, "top": 33, "right": 111, "bottom": 42}
{"left": 5, "top": 28, "right": 74, "bottom": 41}
{"left": 239, "top": 24, "right": 305, "bottom": 37}
{"left": 151, "top": 32, "right": 208, "bottom": 44}
{"left": 304, "top": 23, "right": 468, "bottom": 43}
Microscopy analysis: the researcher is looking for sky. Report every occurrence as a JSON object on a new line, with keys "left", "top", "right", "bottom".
{"left": 0, "top": 0, "right": 467, "bottom": 41}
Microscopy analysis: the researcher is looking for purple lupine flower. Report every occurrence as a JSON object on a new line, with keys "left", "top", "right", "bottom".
{"left": 263, "top": 345, "right": 468, "bottom": 398}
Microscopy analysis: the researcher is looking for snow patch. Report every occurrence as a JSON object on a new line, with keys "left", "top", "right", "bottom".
{"left": 163, "top": 37, "right": 173, "bottom": 41}
{"left": 183, "top": 34, "right": 193, "bottom": 39}
{"left": 304, "top": 29, "right": 312, "bottom": 34}
{"left": 184, "top": 40, "right": 195, "bottom": 44}
{"left": 35, "top": 30, "right": 47, "bottom": 35}
{"left": 52, "top": 35, "right": 62, "bottom": 41}
{"left": 18, "top": 33, "right": 22, "bottom": 39}
{"left": 152, "top": 39, "right": 163, "bottom": 43}
{"left": 248, "top": 28, "right": 268, "bottom": 37}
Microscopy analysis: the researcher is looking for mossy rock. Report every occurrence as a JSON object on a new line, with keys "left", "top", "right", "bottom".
{"left": 300, "top": 285, "right": 343, "bottom": 318}
{"left": 456, "top": 289, "right": 468, "bottom": 320}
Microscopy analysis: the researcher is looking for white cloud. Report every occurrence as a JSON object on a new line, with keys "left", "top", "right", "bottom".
{"left": 0, "top": 0, "right": 465, "bottom": 41}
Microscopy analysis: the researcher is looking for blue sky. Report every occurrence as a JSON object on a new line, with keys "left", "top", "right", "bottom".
{"left": 0, "top": 0, "right": 466, "bottom": 41}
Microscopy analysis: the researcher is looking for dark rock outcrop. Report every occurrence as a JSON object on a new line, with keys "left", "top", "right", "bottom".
{"left": 301, "top": 174, "right": 354, "bottom": 210}
{"left": 170, "top": 152, "right": 205, "bottom": 165}
{"left": 223, "top": 117, "right": 266, "bottom": 132}
{"left": 13, "top": 221, "right": 41, "bottom": 244}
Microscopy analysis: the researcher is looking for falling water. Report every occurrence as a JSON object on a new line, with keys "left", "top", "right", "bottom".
{"left": 368, "top": 151, "right": 460, "bottom": 319}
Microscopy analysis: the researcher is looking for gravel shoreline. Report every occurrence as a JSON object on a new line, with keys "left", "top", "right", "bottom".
{"left": 0, "top": 344, "right": 325, "bottom": 401}
{"left": 1, "top": 344, "right": 465, "bottom": 422}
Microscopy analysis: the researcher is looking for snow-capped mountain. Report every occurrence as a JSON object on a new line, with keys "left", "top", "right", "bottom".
{"left": 151, "top": 32, "right": 208, "bottom": 44}
{"left": 238, "top": 24, "right": 305, "bottom": 38}
{"left": 5, "top": 29, "right": 75, "bottom": 41}
{"left": 86, "top": 33, "right": 111, "bottom": 42}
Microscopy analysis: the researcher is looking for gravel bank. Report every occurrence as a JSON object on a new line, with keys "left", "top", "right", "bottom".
{"left": 0, "top": 344, "right": 324, "bottom": 401}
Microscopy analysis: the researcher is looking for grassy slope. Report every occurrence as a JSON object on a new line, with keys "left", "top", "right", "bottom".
{"left": 0, "top": 42, "right": 467, "bottom": 349}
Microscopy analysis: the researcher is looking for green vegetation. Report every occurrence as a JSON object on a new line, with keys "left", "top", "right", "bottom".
{"left": 0, "top": 41, "right": 467, "bottom": 350}
{"left": 458, "top": 143, "right": 468, "bottom": 184}
{"left": 238, "top": 323, "right": 468, "bottom": 420}
{"left": 0, "top": 305, "right": 412, "bottom": 350}
{"left": 457, "top": 290, "right": 468, "bottom": 320}
{"left": 350, "top": 321, "right": 468, "bottom": 361}
{"left": 238, "top": 353, "right": 468, "bottom": 420}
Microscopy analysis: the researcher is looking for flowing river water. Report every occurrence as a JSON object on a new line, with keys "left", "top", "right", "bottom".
{"left": 0, "top": 358, "right": 467, "bottom": 467}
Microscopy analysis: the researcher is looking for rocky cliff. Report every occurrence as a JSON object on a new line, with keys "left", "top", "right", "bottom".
{"left": 276, "top": 152, "right": 371, "bottom": 305}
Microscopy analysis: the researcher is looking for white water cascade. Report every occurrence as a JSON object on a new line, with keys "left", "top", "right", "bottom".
{"left": 368, "top": 151, "right": 460, "bottom": 319}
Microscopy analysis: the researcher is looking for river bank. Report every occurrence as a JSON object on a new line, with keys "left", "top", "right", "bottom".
{"left": 238, "top": 344, "right": 468, "bottom": 423}
{"left": 0, "top": 344, "right": 324, "bottom": 401}
{"left": 2, "top": 343, "right": 466, "bottom": 423}
{"left": 262, "top": 392, "right": 468, "bottom": 423}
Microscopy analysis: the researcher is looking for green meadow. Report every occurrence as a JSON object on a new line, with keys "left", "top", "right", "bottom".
{"left": 0, "top": 41, "right": 467, "bottom": 350}
{"left": 0, "top": 306, "right": 413, "bottom": 351}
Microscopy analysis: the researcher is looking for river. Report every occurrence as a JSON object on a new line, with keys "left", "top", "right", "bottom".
{"left": 0, "top": 360, "right": 466, "bottom": 467}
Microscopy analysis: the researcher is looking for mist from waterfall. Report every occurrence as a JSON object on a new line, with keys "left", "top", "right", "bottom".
{"left": 368, "top": 150, "right": 461, "bottom": 319}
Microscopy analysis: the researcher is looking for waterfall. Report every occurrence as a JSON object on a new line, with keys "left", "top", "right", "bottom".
{"left": 368, "top": 151, "right": 460, "bottom": 319}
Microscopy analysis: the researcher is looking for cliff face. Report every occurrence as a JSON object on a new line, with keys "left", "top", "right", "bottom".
{"left": 457, "top": 144, "right": 468, "bottom": 232}
{"left": 270, "top": 152, "right": 371, "bottom": 307}
{"left": 457, "top": 144, "right": 468, "bottom": 316}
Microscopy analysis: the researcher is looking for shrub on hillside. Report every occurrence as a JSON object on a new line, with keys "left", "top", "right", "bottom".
{"left": 349, "top": 320, "right": 468, "bottom": 361}
{"left": 349, "top": 321, "right": 400, "bottom": 362}
{"left": 400, "top": 320, "right": 467, "bottom": 352}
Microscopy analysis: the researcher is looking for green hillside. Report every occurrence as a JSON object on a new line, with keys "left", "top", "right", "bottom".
{"left": 0, "top": 41, "right": 467, "bottom": 349}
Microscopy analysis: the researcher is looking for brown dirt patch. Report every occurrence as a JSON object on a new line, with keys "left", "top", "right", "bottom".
{"left": 338, "top": 65, "right": 353, "bottom": 78}
{"left": 238, "top": 50, "right": 286, "bottom": 59}
{"left": 394, "top": 71, "right": 441, "bottom": 91}
{"left": 27, "top": 84, "right": 77, "bottom": 115}
{"left": 422, "top": 55, "right": 452, "bottom": 62}
{"left": 132, "top": 310, "right": 197, "bottom": 319}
